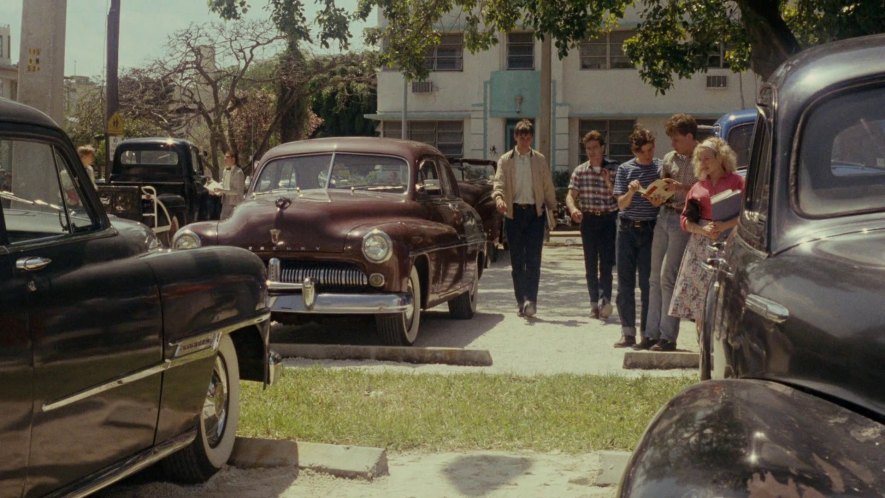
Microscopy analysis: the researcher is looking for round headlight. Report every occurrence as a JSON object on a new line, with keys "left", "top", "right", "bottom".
{"left": 362, "top": 229, "right": 392, "bottom": 263}
{"left": 172, "top": 229, "right": 202, "bottom": 250}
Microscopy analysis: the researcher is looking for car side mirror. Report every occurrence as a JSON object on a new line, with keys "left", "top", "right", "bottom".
{"left": 416, "top": 183, "right": 442, "bottom": 196}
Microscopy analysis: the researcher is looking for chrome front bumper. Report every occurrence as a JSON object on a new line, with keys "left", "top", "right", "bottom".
{"left": 267, "top": 278, "right": 411, "bottom": 315}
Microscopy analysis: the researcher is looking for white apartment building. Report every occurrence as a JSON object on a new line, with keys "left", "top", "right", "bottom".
{"left": 370, "top": 11, "right": 759, "bottom": 171}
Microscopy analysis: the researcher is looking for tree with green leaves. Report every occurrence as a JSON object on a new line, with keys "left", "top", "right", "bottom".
{"left": 154, "top": 18, "right": 284, "bottom": 171}
{"left": 307, "top": 51, "right": 378, "bottom": 137}
{"left": 208, "top": 0, "right": 353, "bottom": 141}
{"left": 65, "top": 70, "right": 181, "bottom": 177}
{"left": 356, "top": 0, "right": 885, "bottom": 93}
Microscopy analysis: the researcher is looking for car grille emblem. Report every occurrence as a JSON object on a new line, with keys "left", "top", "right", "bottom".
{"left": 270, "top": 229, "right": 281, "bottom": 246}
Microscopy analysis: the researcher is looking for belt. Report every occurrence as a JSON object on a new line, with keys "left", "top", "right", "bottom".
{"left": 621, "top": 217, "right": 655, "bottom": 228}
{"left": 582, "top": 209, "right": 616, "bottom": 216}
{"left": 513, "top": 203, "right": 534, "bottom": 209}
{"left": 663, "top": 204, "right": 681, "bottom": 212}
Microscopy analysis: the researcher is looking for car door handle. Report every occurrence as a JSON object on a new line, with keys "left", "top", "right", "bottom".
{"left": 16, "top": 256, "right": 52, "bottom": 272}
{"left": 746, "top": 294, "right": 789, "bottom": 324}
{"left": 703, "top": 257, "right": 734, "bottom": 278}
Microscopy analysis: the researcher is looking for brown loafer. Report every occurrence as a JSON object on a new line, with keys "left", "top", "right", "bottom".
{"left": 632, "top": 337, "right": 658, "bottom": 350}
{"left": 613, "top": 335, "right": 636, "bottom": 348}
{"left": 650, "top": 339, "right": 677, "bottom": 352}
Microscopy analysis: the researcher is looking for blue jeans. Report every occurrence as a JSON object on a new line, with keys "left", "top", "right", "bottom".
{"left": 580, "top": 212, "right": 617, "bottom": 304}
{"left": 504, "top": 205, "right": 546, "bottom": 306}
{"left": 616, "top": 218, "right": 655, "bottom": 336}
{"left": 645, "top": 208, "right": 691, "bottom": 342}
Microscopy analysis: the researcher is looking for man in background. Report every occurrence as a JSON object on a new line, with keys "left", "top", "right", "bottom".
{"left": 612, "top": 127, "right": 662, "bottom": 348}
{"left": 636, "top": 113, "right": 700, "bottom": 352}
{"left": 77, "top": 145, "right": 97, "bottom": 186}
{"left": 566, "top": 131, "right": 619, "bottom": 321}
{"left": 492, "top": 119, "right": 557, "bottom": 318}
{"left": 216, "top": 150, "right": 245, "bottom": 220}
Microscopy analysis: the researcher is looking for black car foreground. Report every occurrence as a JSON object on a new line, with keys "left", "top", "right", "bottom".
{"left": 0, "top": 98, "right": 279, "bottom": 496}
{"left": 620, "top": 34, "right": 885, "bottom": 496}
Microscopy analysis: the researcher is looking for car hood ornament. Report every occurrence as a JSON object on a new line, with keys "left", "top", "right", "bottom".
{"left": 275, "top": 197, "right": 292, "bottom": 210}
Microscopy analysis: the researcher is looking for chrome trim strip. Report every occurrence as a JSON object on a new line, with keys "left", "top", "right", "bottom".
{"left": 43, "top": 348, "right": 216, "bottom": 413}
{"left": 746, "top": 294, "right": 790, "bottom": 324}
{"left": 269, "top": 292, "right": 412, "bottom": 314}
{"left": 42, "top": 314, "right": 271, "bottom": 413}
{"left": 57, "top": 431, "right": 197, "bottom": 498}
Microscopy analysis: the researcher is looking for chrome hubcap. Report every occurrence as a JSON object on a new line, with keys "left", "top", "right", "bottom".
{"left": 202, "top": 355, "right": 229, "bottom": 448}
{"left": 404, "top": 277, "right": 416, "bottom": 326}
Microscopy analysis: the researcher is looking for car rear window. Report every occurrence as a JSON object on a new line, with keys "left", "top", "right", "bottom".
{"left": 115, "top": 147, "right": 181, "bottom": 179}
{"left": 797, "top": 85, "right": 885, "bottom": 217}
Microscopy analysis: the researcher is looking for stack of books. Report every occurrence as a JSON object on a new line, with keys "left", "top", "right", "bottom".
{"left": 710, "top": 189, "right": 742, "bottom": 221}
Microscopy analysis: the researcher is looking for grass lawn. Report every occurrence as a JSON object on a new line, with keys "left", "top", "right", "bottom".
{"left": 239, "top": 368, "right": 695, "bottom": 453}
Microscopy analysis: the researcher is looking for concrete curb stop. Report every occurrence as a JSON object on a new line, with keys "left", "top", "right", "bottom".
{"left": 594, "top": 450, "right": 632, "bottom": 487}
{"left": 230, "top": 437, "right": 389, "bottom": 481}
{"left": 273, "top": 343, "right": 493, "bottom": 367}
{"left": 622, "top": 350, "right": 699, "bottom": 370}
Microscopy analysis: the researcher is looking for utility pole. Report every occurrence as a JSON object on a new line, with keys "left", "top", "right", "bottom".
{"left": 105, "top": 0, "right": 121, "bottom": 176}
{"left": 401, "top": 75, "right": 408, "bottom": 139}
{"left": 538, "top": 35, "right": 552, "bottom": 164}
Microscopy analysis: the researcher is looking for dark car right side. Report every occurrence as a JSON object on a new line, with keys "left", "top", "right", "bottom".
{"left": 619, "top": 34, "right": 885, "bottom": 496}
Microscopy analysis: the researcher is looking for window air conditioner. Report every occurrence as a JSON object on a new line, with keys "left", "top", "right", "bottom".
{"left": 411, "top": 81, "right": 434, "bottom": 93}
{"left": 706, "top": 75, "right": 728, "bottom": 89}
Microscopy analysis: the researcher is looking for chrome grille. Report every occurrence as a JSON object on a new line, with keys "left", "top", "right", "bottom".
{"left": 280, "top": 262, "right": 368, "bottom": 288}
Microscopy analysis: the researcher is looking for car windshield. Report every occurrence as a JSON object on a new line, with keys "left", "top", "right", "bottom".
{"left": 798, "top": 85, "right": 885, "bottom": 217}
{"left": 115, "top": 146, "right": 181, "bottom": 179}
{"left": 726, "top": 123, "right": 754, "bottom": 169}
{"left": 253, "top": 153, "right": 409, "bottom": 194}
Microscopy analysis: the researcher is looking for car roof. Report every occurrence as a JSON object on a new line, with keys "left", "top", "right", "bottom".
{"left": 0, "top": 97, "right": 61, "bottom": 130}
{"left": 767, "top": 33, "right": 885, "bottom": 104}
{"left": 714, "top": 108, "right": 757, "bottom": 128}
{"left": 261, "top": 137, "right": 443, "bottom": 162}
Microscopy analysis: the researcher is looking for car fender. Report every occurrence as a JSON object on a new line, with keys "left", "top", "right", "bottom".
{"left": 144, "top": 245, "right": 271, "bottom": 443}
{"left": 157, "top": 193, "right": 187, "bottom": 214}
{"left": 141, "top": 246, "right": 269, "bottom": 367}
{"left": 618, "top": 379, "right": 883, "bottom": 497}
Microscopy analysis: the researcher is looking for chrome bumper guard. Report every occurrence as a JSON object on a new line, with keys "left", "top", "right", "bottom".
{"left": 267, "top": 259, "right": 410, "bottom": 314}
{"left": 267, "top": 350, "right": 283, "bottom": 386}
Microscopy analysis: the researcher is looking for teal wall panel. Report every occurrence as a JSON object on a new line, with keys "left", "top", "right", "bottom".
{"left": 489, "top": 71, "right": 540, "bottom": 118}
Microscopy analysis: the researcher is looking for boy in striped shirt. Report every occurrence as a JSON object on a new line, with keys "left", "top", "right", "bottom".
{"left": 612, "top": 127, "right": 663, "bottom": 348}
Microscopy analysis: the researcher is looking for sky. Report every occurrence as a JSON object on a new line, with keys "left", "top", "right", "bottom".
{"left": 0, "top": 0, "right": 370, "bottom": 78}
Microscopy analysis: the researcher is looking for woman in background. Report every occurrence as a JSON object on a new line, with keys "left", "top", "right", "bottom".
{"left": 668, "top": 137, "right": 745, "bottom": 341}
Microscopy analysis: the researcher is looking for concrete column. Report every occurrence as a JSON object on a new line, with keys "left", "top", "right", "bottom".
{"left": 18, "top": 0, "right": 67, "bottom": 124}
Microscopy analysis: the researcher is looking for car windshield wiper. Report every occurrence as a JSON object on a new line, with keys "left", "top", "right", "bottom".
{"left": 0, "top": 190, "right": 64, "bottom": 211}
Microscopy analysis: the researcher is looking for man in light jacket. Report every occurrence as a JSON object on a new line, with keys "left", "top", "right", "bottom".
{"left": 492, "top": 119, "right": 557, "bottom": 318}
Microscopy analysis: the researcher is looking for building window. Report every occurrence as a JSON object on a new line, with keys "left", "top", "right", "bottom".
{"left": 578, "top": 119, "right": 636, "bottom": 164}
{"left": 507, "top": 32, "right": 534, "bottom": 70}
{"left": 706, "top": 43, "right": 730, "bottom": 69}
{"left": 381, "top": 121, "right": 464, "bottom": 157}
{"left": 579, "top": 30, "right": 635, "bottom": 70}
{"left": 424, "top": 33, "right": 463, "bottom": 71}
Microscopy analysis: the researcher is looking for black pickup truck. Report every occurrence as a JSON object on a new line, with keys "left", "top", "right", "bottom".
{"left": 98, "top": 138, "right": 213, "bottom": 245}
